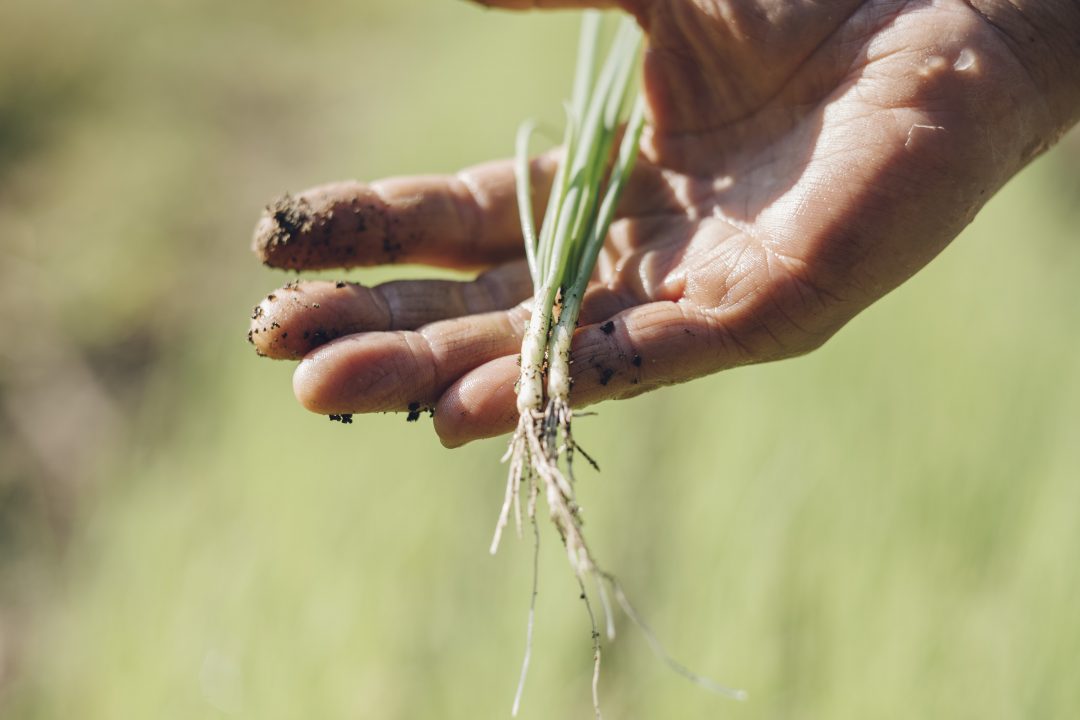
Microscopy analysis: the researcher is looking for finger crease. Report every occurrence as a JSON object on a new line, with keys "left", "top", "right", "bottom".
{"left": 402, "top": 331, "right": 440, "bottom": 394}
{"left": 371, "top": 285, "right": 396, "bottom": 330}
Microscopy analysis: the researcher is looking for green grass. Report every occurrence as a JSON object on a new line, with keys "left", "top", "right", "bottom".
{"left": 2, "top": 1, "right": 1079, "bottom": 718}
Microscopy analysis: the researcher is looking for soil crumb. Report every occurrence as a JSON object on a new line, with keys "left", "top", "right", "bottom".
{"left": 329, "top": 414, "right": 354, "bottom": 424}
{"left": 599, "top": 321, "right": 615, "bottom": 335}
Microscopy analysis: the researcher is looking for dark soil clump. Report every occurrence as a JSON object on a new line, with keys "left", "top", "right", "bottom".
{"left": 255, "top": 195, "right": 316, "bottom": 270}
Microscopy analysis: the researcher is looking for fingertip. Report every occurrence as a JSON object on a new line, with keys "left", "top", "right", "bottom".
{"left": 436, "top": 430, "right": 468, "bottom": 450}
{"left": 249, "top": 281, "right": 378, "bottom": 360}
{"left": 433, "top": 355, "right": 520, "bottom": 447}
{"left": 251, "top": 215, "right": 277, "bottom": 264}
{"left": 248, "top": 291, "right": 295, "bottom": 360}
{"left": 248, "top": 290, "right": 296, "bottom": 359}
{"left": 253, "top": 183, "right": 383, "bottom": 271}
{"left": 431, "top": 391, "right": 465, "bottom": 448}
{"left": 291, "top": 335, "right": 415, "bottom": 415}
{"left": 292, "top": 353, "right": 333, "bottom": 414}
{"left": 432, "top": 393, "right": 474, "bottom": 449}
{"left": 252, "top": 193, "right": 313, "bottom": 271}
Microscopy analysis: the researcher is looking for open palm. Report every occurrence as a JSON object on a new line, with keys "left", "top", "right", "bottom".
{"left": 250, "top": 0, "right": 1070, "bottom": 445}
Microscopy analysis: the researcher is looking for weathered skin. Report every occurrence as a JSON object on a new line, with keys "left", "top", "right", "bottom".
{"left": 250, "top": 0, "right": 1080, "bottom": 446}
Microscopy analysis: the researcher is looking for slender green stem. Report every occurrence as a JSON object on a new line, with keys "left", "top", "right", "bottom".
{"left": 537, "top": 106, "right": 578, "bottom": 289}
{"left": 515, "top": 120, "right": 540, "bottom": 286}
{"left": 547, "top": 87, "right": 646, "bottom": 408}
{"left": 569, "top": 95, "right": 647, "bottom": 301}
{"left": 559, "top": 22, "right": 641, "bottom": 279}
{"left": 571, "top": 11, "right": 603, "bottom": 120}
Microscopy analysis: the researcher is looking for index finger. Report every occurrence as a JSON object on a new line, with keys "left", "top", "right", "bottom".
{"left": 252, "top": 154, "right": 557, "bottom": 272}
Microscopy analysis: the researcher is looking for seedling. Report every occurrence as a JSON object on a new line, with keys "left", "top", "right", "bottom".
{"left": 490, "top": 12, "right": 744, "bottom": 717}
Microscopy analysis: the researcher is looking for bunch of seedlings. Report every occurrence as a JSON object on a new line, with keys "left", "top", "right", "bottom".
{"left": 492, "top": 11, "right": 744, "bottom": 717}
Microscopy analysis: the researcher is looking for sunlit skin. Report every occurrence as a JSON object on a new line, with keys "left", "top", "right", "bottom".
{"left": 249, "top": 0, "right": 1080, "bottom": 446}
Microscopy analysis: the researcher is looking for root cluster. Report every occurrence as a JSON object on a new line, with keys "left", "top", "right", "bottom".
{"left": 492, "top": 397, "right": 746, "bottom": 718}
{"left": 493, "top": 398, "right": 592, "bottom": 578}
{"left": 493, "top": 398, "right": 613, "bottom": 719}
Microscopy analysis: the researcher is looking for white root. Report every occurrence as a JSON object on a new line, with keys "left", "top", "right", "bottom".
{"left": 577, "top": 574, "right": 604, "bottom": 720}
{"left": 496, "top": 389, "right": 748, "bottom": 714}
{"left": 595, "top": 572, "right": 616, "bottom": 641}
{"left": 491, "top": 417, "right": 528, "bottom": 555}
{"left": 497, "top": 366, "right": 610, "bottom": 716}
{"left": 511, "top": 517, "right": 542, "bottom": 717}
{"left": 600, "top": 571, "right": 749, "bottom": 702}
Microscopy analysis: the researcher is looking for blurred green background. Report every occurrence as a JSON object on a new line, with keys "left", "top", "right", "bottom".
{"left": 2, "top": 1, "right": 1079, "bottom": 718}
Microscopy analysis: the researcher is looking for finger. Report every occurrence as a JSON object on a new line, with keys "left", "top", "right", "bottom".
{"left": 433, "top": 300, "right": 748, "bottom": 447}
{"left": 288, "top": 282, "right": 637, "bottom": 414}
{"left": 253, "top": 154, "right": 558, "bottom": 272}
{"left": 248, "top": 261, "right": 533, "bottom": 360}
{"left": 291, "top": 306, "right": 530, "bottom": 416}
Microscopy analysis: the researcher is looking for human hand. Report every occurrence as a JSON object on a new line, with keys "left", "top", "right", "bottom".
{"left": 249, "top": 0, "right": 1080, "bottom": 446}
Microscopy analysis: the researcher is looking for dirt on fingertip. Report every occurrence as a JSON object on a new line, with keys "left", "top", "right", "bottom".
{"left": 252, "top": 188, "right": 394, "bottom": 271}
{"left": 247, "top": 280, "right": 362, "bottom": 360}
{"left": 254, "top": 194, "right": 316, "bottom": 268}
